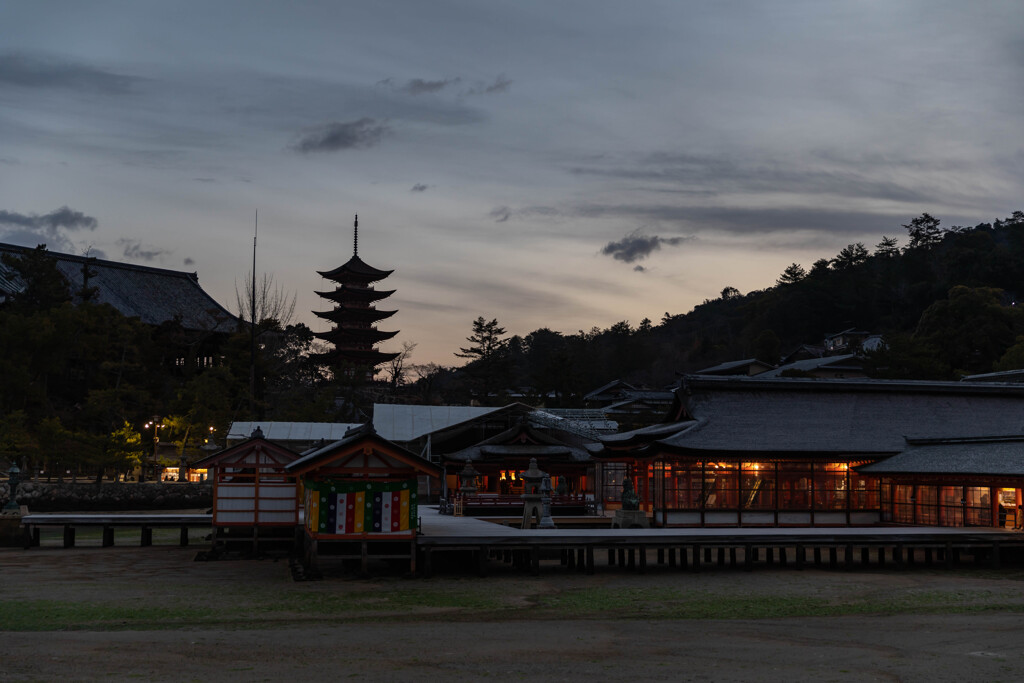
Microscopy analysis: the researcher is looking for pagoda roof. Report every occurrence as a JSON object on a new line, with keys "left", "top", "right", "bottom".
{"left": 314, "top": 327, "right": 399, "bottom": 344}
{"left": 313, "top": 307, "right": 397, "bottom": 324}
{"left": 313, "top": 348, "right": 400, "bottom": 365}
{"left": 317, "top": 254, "right": 393, "bottom": 283}
{"left": 315, "top": 286, "right": 395, "bottom": 303}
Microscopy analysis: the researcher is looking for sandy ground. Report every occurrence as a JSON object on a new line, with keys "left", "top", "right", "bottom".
{"left": 2, "top": 545, "right": 1024, "bottom": 682}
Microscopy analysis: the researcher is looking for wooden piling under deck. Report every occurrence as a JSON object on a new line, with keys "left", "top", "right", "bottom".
{"left": 414, "top": 507, "right": 1024, "bottom": 577}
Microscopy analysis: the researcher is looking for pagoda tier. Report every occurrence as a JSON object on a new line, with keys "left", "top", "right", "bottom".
{"left": 314, "top": 326, "right": 399, "bottom": 345}
{"left": 312, "top": 348, "right": 399, "bottom": 365}
{"left": 317, "top": 254, "right": 393, "bottom": 284}
{"left": 314, "top": 286, "right": 396, "bottom": 304}
{"left": 315, "top": 215, "right": 399, "bottom": 372}
{"left": 313, "top": 306, "right": 397, "bottom": 325}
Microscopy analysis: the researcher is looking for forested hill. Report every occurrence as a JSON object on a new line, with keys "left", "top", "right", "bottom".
{"left": 444, "top": 211, "right": 1024, "bottom": 405}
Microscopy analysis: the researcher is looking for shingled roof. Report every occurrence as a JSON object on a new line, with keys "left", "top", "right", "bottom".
{"left": 0, "top": 243, "right": 238, "bottom": 333}
{"left": 657, "top": 376, "right": 1024, "bottom": 456}
{"left": 858, "top": 436, "right": 1024, "bottom": 477}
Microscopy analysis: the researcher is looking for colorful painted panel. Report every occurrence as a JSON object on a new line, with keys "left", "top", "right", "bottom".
{"left": 305, "top": 479, "right": 417, "bottom": 536}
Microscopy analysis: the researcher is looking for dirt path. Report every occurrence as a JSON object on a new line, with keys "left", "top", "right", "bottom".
{"left": 2, "top": 547, "right": 1024, "bottom": 681}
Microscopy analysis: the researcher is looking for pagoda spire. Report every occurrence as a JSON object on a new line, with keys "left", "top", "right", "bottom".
{"left": 313, "top": 215, "right": 398, "bottom": 374}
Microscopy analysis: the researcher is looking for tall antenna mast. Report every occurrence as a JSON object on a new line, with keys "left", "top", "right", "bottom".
{"left": 354, "top": 214, "right": 358, "bottom": 256}
{"left": 250, "top": 211, "right": 258, "bottom": 414}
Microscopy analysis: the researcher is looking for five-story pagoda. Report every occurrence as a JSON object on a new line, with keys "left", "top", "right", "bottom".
{"left": 314, "top": 216, "right": 399, "bottom": 375}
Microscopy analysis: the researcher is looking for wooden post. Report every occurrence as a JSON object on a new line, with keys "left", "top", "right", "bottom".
{"left": 586, "top": 546, "right": 595, "bottom": 575}
{"left": 180, "top": 526, "right": 189, "bottom": 547}
{"left": 140, "top": 526, "right": 152, "bottom": 547}
{"left": 102, "top": 526, "right": 114, "bottom": 547}
{"left": 63, "top": 525, "right": 75, "bottom": 548}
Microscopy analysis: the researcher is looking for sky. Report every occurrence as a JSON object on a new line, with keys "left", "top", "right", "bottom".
{"left": 2, "top": 1, "right": 1023, "bottom": 366}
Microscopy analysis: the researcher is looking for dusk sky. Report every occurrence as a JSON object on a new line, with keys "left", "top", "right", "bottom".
{"left": 2, "top": 2, "right": 1022, "bottom": 366}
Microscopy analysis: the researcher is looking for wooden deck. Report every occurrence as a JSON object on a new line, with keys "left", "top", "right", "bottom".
{"left": 21, "top": 513, "right": 212, "bottom": 548}
{"left": 19, "top": 508, "right": 1024, "bottom": 578}
{"left": 416, "top": 507, "right": 1024, "bottom": 576}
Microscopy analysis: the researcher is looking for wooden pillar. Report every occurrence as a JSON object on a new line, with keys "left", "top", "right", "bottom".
{"left": 63, "top": 526, "right": 75, "bottom": 548}
{"left": 478, "top": 546, "right": 489, "bottom": 577}
{"left": 180, "top": 526, "right": 189, "bottom": 547}
{"left": 102, "top": 526, "right": 114, "bottom": 547}
{"left": 586, "top": 546, "right": 595, "bottom": 575}
{"left": 744, "top": 545, "right": 753, "bottom": 572}
{"left": 140, "top": 526, "right": 152, "bottom": 547}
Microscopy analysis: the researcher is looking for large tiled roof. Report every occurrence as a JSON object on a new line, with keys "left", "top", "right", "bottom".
{"left": 658, "top": 376, "right": 1024, "bottom": 455}
{"left": 0, "top": 243, "right": 238, "bottom": 332}
{"left": 859, "top": 437, "right": 1024, "bottom": 476}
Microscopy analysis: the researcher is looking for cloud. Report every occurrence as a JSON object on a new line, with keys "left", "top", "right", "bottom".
{"left": 465, "top": 74, "right": 512, "bottom": 96}
{"left": 118, "top": 238, "right": 167, "bottom": 261}
{"left": 398, "top": 77, "right": 461, "bottom": 95}
{"left": 0, "top": 52, "right": 137, "bottom": 94}
{"left": 0, "top": 206, "right": 98, "bottom": 232}
{"left": 633, "top": 265, "right": 646, "bottom": 273}
{"left": 579, "top": 203, "right": 923, "bottom": 241}
{"left": 291, "top": 118, "right": 389, "bottom": 153}
{"left": 490, "top": 206, "right": 511, "bottom": 223}
{"left": 0, "top": 206, "right": 99, "bottom": 252}
{"left": 411, "top": 183, "right": 429, "bottom": 192}
{"left": 601, "top": 230, "right": 691, "bottom": 263}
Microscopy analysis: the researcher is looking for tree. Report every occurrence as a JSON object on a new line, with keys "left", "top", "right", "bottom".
{"left": 455, "top": 317, "right": 510, "bottom": 403}
{"left": 776, "top": 263, "right": 807, "bottom": 285}
{"left": 903, "top": 213, "right": 944, "bottom": 250}
{"left": 235, "top": 271, "right": 296, "bottom": 328}
{"left": 455, "top": 317, "right": 508, "bottom": 361}
{"left": 914, "top": 286, "right": 1023, "bottom": 375}
{"left": 720, "top": 286, "right": 740, "bottom": 300}
{"left": 831, "top": 243, "right": 869, "bottom": 270}
{"left": 383, "top": 341, "right": 417, "bottom": 391}
{"left": 1, "top": 245, "right": 71, "bottom": 312}
{"left": 875, "top": 236, "right": 900, "bottom": 257}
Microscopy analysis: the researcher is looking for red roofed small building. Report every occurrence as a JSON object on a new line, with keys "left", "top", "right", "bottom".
{"left": 286, "top": 423, "right": 441, "bottom": 575}
{"left": 192, "top": 426, "right": 302, "bottom": 553}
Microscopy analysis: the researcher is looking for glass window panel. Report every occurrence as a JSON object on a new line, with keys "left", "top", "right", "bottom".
{"left": 778, "top": 462, "right": 812, "bottom": 510}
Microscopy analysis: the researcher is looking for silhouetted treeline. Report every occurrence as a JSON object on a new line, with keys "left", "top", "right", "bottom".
{"left": 421, "top": 211, "right": 1024, "bottom": 405}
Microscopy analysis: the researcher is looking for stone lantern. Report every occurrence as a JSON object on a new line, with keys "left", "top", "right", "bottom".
{"left": 458, "top": 462, "right": 481, "bottom": 494}
{"left": 4, "top": 462, "right": 21, "bottom": 513}
{"left": 520, "top": 458, "right": 556, "bottom": 529}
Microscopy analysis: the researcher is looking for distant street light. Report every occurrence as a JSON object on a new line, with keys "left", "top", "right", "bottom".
{"left": 141, "top": 417, "right": 165, "bottom": 483}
